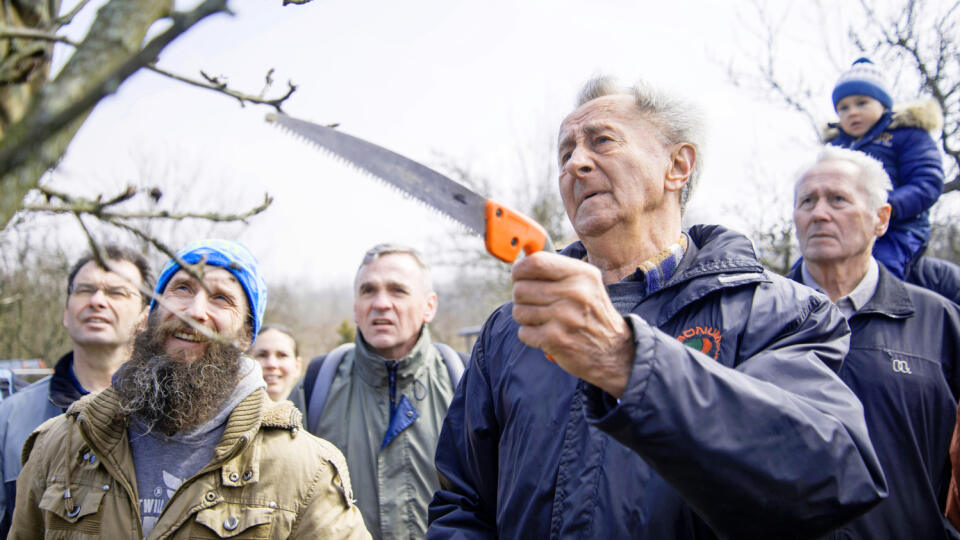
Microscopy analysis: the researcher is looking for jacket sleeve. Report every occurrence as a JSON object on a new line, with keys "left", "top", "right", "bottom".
{"left": 289, "top": 453, "right": 371, "bottom": 540}
{"left": 584, "top": 283, "right": 887, "bottom": 539}
{"left": 8, "top": 422, "right": 51, "bottom": 540}
{"left": 427, "top": 314, "right": 500, "bottom": 539}
{"left": 888, "top": 128, "right": 944, "bottom": 221}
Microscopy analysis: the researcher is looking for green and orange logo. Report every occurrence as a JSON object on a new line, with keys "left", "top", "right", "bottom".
{"left": 677, "top": 326, "right": 722, "bottom": 360}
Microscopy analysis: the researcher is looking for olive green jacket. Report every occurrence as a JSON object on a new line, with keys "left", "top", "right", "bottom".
{"left": 10, "top": 386, "right": 370, "bottom": 539}
{"left": 312, "top": 329, "right": 456, "bottom": 539}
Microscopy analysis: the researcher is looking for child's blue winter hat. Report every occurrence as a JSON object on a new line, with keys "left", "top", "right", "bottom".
{"left": 150, "top": 239, "right": 267, "bottom": 343}
{"left": 832, "top": 57, "right": 893, "bottom": 110}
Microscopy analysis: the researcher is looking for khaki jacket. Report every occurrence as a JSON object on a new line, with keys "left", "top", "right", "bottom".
{"left": 10, "top": 386, "right": 370, "bottom": 539}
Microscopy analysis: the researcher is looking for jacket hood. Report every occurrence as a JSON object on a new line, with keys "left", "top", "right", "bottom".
{"left": 823, "top": 99, "right": 944, "bottom": 142}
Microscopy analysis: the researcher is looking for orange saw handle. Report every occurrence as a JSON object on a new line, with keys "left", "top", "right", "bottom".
{"left": 484, "top": 200, "right": 558, "bottom": 363}
{"left": 484, "top": 200, "right": 554, "bottom": 263}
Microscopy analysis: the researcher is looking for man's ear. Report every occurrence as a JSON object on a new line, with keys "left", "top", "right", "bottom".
{"left": 665, "top": 143, "right": 695, "bottom": 193}
{"left": 423, "top": 292, "right": 438, "bottom": 324}
{"left": 875, "top": 203, "right": 892, "bottom": 237}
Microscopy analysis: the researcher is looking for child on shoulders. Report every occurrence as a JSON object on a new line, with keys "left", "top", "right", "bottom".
{"left": 825, "top": 57, "right": 944, "bottom": 278}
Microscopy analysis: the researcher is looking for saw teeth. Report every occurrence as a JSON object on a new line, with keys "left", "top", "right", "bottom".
{"left": 271, "top": 121, "right": 471, "bottom": 230}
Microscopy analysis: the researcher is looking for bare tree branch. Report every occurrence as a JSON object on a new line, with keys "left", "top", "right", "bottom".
{"left": 147, "top": 64, "right": 296, "bottom": 111}
{"left": 0, "top": 28, "right": 78, "bottom": 47}
{"left": 0, "top": 0, "right": 227, "bottom": 228}
{"left": 53, "top": 0, "right": 95, "bottom": 28}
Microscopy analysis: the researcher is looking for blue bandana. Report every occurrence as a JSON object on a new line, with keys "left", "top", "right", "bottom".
{"left": 150, "top": 239, "right": 267, "bottom": 343}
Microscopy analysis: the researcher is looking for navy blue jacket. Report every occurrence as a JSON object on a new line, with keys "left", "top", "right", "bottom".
{"left": 788, "top": 263, "right": 960, "bottom": 539}
{"left": 907, "top": 256, "right": 960, "bottom": 306}
{"left": 0, "top": 353, "right": 83, "bottom": 537}
{"left": 827, "top": 111, "right": 944, "bottom": 241}
{"left": 428, "top": 225, "right": 886, "bottom": 539}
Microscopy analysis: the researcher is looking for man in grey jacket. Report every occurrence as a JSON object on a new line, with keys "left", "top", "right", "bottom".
{"left": 0, "top": 245, "right": 151, "bottom": 536}
{"left": 300, "top": 244, "right": 462, "bottom": 539}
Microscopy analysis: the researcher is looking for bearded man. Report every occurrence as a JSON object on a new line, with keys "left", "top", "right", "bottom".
{"left": 10, "top": 239, "right": 369, "bottom": 539}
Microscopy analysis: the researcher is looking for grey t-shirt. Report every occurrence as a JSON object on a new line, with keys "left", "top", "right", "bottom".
{"left": 128, "top": 357, "right": 265, "bottom": 535}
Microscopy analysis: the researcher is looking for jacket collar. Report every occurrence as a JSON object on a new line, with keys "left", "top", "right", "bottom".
{"left": 853, "top": 263, "right": 914, "bottom": 319}
{"left": 561, "top": 224, "right": 770, "bottom": 325}
{"left": 787, "top": 258, "right": 913, "bottom": 319}
{"left": 560, "top": 225, "right": 763, "bottom": 281}
{"left": 68, "top": 386, "right": 301, "bottom": 469}
{"left": 49, "top": 352, "right": 86, "bottom": 410}
{"left": 353, "top": 327, "right": 434, "bottom": 388}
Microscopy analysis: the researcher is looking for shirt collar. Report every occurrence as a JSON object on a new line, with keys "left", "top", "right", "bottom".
{"left": 628, "top": 234, "right": 688, "bottom": 296}
{"left": 801, "top": 258, "right": 879, "bottom": 318}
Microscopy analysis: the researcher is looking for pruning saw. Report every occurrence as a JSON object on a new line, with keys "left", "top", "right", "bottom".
{"left": 265, "top": 113, "right": 554, "bottom": 263}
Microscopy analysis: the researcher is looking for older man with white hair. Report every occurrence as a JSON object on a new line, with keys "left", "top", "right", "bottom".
{"left": 789, "top": 146, "right": 960, "bottom": 540}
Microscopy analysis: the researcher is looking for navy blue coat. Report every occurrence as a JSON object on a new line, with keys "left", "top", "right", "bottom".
{"left": 428, "top": 225, "right": 886, "bottom": 539}
{"left": 788, "top": 263, "right": 960, "bottom": 539}
{"left": 907, "top": 256, "right": 960, "bottom": 306}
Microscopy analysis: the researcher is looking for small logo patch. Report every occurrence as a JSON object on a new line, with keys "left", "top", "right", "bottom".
{"left": 892, "top": 358, "right": 912, "bottom": 374}
{"left": 677, "top": 326, "right": 722, "bottom": 360}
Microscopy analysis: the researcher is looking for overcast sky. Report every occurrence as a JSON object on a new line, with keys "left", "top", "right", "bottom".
{"left": 33, "top": 0, "right": 884, "bottom": 286}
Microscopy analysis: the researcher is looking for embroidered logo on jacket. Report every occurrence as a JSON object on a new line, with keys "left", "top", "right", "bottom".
{"left": 677, "top": 326, "right": 722, "bottom": 360}
{"left": 891, "top": 358, "right": 912, "bottom": 374}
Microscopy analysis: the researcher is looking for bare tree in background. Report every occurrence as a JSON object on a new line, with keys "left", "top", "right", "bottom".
{"left": 727, "top": 0, "right": 960, "bottom": 262}
{"left": 0, "top": 0, "right": 320, "bottom": 256}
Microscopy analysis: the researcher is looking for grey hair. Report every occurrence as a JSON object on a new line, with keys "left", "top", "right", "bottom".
{"left": 797, "top": 146, "right": 892, "bottom": 210}
{"left": 576, "top": 76, "right": 706, "bottom": 213}
{"left": 356, "top": 243, "right": 433, "bottom": 292}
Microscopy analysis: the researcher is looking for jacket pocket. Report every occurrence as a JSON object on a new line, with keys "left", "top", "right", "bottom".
{"left": 193, "top": 503, "right": 274, "bottom": 539}
{"left": 38, "top": 483, "right": 105, "bottom": 534}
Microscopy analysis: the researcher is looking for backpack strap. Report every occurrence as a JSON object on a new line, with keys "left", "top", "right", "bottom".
{"left": 306, "top": 343, "right": 355, "bottom": 435}
{"left": 434, "top": 343, "right": 466, "bottom": 388}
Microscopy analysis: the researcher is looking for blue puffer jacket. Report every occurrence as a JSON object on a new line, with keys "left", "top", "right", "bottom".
{"left": 428, "top": 225, "right": 887, "bottom": 539}
{"left": 788, "top": 262, "right": 960, "bottom": 540}
{"left": 826, "top": 102, "right": 944, "bottom": 245}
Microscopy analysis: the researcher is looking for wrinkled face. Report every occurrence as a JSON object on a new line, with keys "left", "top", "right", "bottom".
{"left": 155, "top": 266, "right": 248, "bottom": 361}
{"left": 354, "top": 253, "right": 437, "bottom": 360}
{"left": 63, "top": 260, "right": 146, "bottom": 349}
{"left": 557, "top": 95, "right": 674, "bottom": 238}
{"left": 251, "top": 329, "right": 302, "bottom": 401}
{"left": 795, "top": 160, "right": 887, "bottom": 265}
{"left": 836, "top": 95, "right": 885, "bottom": 138}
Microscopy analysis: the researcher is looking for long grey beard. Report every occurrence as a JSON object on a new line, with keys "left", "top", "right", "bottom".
{"left": 113, "top": 315, "right": 244, "bottom": 436}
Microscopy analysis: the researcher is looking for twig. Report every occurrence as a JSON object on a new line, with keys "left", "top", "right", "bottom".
{"left": 24, "top": 192, "right": 273, "bottom": 222}
{"left": 0, "top": 28, "right": 79, "bottom": 46}
{"left": 53, "top": 0, "right": 94, "bottom": 28}
{"left": 147, "top": 64, "right": 296, "bottom": 111}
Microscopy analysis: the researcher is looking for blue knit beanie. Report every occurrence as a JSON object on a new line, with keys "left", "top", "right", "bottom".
{"left": 832, "top": 57, "right": 893, "bottom": 110}
{"left": 150, "top": 239, "right": 267, "bottom": 344}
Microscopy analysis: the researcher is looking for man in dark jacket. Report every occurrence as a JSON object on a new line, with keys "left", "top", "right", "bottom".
{"left": 790, "top": 146, "right": 960, "bottom": 539}
{"left": 427, "top": 76, "right": 887, "bottom": 539}
{"left": 0, "top": 245, "right": 151, "bottom": 537}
